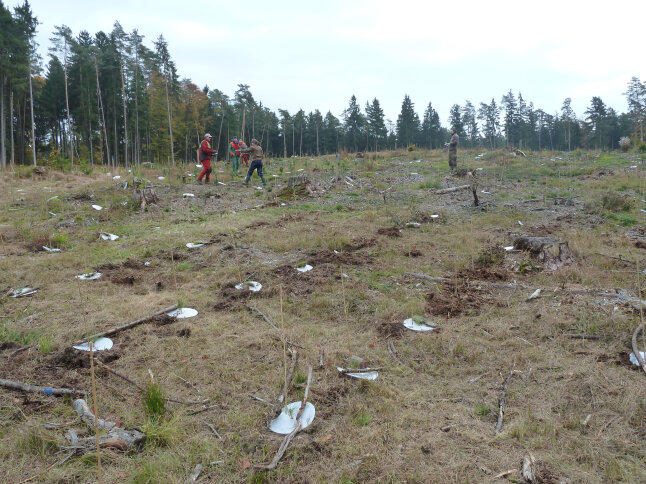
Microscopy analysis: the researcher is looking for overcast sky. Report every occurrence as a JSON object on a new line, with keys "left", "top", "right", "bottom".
{"left": 22, "top": 0, "right": 646, "bottom": 125}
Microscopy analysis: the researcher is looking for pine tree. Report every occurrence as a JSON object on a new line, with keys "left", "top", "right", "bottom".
{"left": 624, "top": 77, "right": 645, "bottom": 142}
{"left": 396, "top": 94, "right": 420, "bottom": 148}
{"left": 343, "top": 95, "right": 363, "bottom": 152}
{"left": 365, "top": 98, "right": 387, "bottom": 152}
{"left": 421, "top": 102, "right": 441, "bottom": 149}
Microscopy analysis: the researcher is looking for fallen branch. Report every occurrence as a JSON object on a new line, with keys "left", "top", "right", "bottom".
{"left": 254, "top": 367, "right": 313, "bottom": 471}
{"left": 435, "top": 184, "right": 470, "bottom": 194}
{"left": 563, "top": 333, "right": 602, "bottom": 340}
{"left": 494, "top": 370, "right": 514, "bottom": 435}
{"left": 8, "top": 345, "right": 31, "bottom": 357}
{"left": 95, "top": 360, "right": 208, "bottom": 405}
{"left": 72, "top": 399, "right": 145, "bottom": 450}
{"left": 494, "top": 469, "right": 517, "bottom": 479}
{"left": 278, "top": 349, "right": 298, "bottom": 413}
{"left": 246, "top": 305, "right": 278, "bottom": 330}
{"left": 187, "top": 405, "right": 218, "bottom": 416}
{"left": 631, "top": 324, "right": 646, "bottom": 374}
{"left": 0, "top": 378, "right": 83, "bottom": 396}
{"left": 77, "top": 304, "right": 178, "bottom": 343}
{"left": 203, "top": 421, "right": 222, "bottom": 439}
{"left": 386, "top": 339, "right": 405, "bottom": 366}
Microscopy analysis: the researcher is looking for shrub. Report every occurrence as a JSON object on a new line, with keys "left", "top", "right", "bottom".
{"left": 601, "top": 192, "right": 633, "bottom": 212}
{"left": 618, "top": 137, "right": 631, "bottom": 152}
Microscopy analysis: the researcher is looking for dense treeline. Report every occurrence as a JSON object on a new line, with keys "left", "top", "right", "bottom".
{"left": 1, "top": 2, "right": 646, "bottom": 169}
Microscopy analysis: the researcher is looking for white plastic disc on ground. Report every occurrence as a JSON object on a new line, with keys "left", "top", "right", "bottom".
{"left": 47, "top": 195, "right": 58, "bottom": 202}
{"left": 235, "top": 281, "right": 262, "bottom": 292}
{"left": 196, "top": 164, "right": 203, "bottom": 168}
{"left": 101, "top": 233, "right": 119, "bottom": 241}
{"left": 296, "top": 264, "right": 313, "bottom": 273}
{"left": 92, "top": 205, "right": 102, "bottom": 211}
{"left": 144, "top": 261, "right": 151, "bottom": 266}
{"left": 406, "top": 222, "right": 421, "bottom": 227}
{"left": 280, "top": 203, "right": 286, "bottom": 206}
{"left": 167, "top": 307, "right": 198, "bottom": 319}
{"left": 430, "top": 214, "right": 439, "bottom": 219}
{"left": 255, "top": 186, "right": 263, "bottom": 190}
{"left": 410, "top": 172, "right": 418, "bottom": 175}
{"left": 272, "top": 174, "right": 279, "bottom": 177}
{"left": 297, "top": 168, "right": 304, "bottom": 172}
{"left": 76, "top": 272, "right": 102, "bottom": 280}
{"left": 518, "top": 220, "right": 523, "bottom": 226}
{"left": 42, "top": 246, "right": 61, "bottom": 252}
{"left": 403, "top": 317, "right": 436, "bottom": 332}
{"left": 217, "top": 181, "right": 226, "bottom": 186}
{"left": 12, "top": 287, "right": 37, "bottom": 298}
{"left": 629, "top": 351, "right": 646, "bottom": 366}
{"left": 158, "top": 176, "right": 165, "bottom": 180}
{"left": 269, "top": 401, "right": 315, "bottom": 434}
{"left": 337, "top": 367, "right": 378, "bottom": 381}
{"left": 504, "top": 246, "right": 515, "bottom": 251}
{"left": 113, "top": 175, "right": 121, "bottom": 180}
{"left": 183, "top": 193, "right": 195, "bottom": 198}
{"left": 73, "top": 337, "right": 113, "bottom": 352}
{"left": 186, "top": 243, "right": 205, "bottom": 249}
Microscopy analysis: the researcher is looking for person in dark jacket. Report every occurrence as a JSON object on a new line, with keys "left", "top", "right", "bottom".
{"left": 197, "top": 133, "right": 216, "bottom": 183}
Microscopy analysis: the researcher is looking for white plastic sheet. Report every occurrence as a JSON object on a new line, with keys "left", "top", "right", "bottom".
{"left": 76, "top": 272, "right": 102, "bottom": 280}
{"left": 403, "top": 317, "right": 436, "bottom": 332}
{"left": 183, "top": 193, "right": 195, "bottom": 198}
{"left": 235, "top": 281, "right": 262, "bottom": 292}
{"left": 42, "top": 246, "right": 61, "bottom": 252}
{"left": 337, "top": 367, "right": 379, "bottom": 380}
{"left": 269, "top": 401, "right": 315, "bottom": 434}
{"left": 11, "top": 287, "right": 37, "bottom": 298}
{"left": 92, "top": 205, "right": 102, "bottom": 211}
{"left": 73, "top": 337, "right": 113, "bottom": 352}
{"left": 100, "top": 233, "right": 119, "bottom": 241}
{"left": 630, "top": 351, "right": 646, "bottom": 366}
{"left": 296, "top": 264, "right": 313, "bottom": 273}
{"left": 167, "top": 307, "right": 198, "bottom": 319}
{"left": 186, "top": 243, "right": 205, "bottom": 249}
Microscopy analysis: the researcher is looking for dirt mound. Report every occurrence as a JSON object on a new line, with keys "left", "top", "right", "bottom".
{"left": 155, "top": 250, "right": 188, "bottom": 261}
{"left": 309, "top": 249, "right": 373, "bottom": 266}
{"left": 426, "top": 291, "right": 465, "bottom": 317}
{"left": 426, "top": 282, "right": 495, "bottom": 317}
{"left": 454, "top": 267, "right": 512, "bottom": 282}
{"left": 52, "top": 347, "right": 120, "bottom": 369}
{"left": 269, "top": 263, "right": 337, "bottom": 296}
{"left": 345, "top": 237, "right": 377, "bottom": 251}
{"left": 109, "top": 270, "right": 138, "bottom": 285}
{"left": 122, "top": 258, "right": 147, "bottom": 269}
{"left": 377, "top": 226, "right": 402, "bottom": 238}
{"left": 403, "top": 248, "right": 423, "bottom": 257}
{"left": 150, "top": 313, "right": 176, "bottom": 326}
{"left": 214, "top": 281, "right": 273, "bottom": 310}
{"left": 378, "top": 321, "right": 406, "bottom": 339}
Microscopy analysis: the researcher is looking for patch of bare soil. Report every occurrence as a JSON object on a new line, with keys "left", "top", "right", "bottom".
{"left": 269, "top": 263, "right": 338, "bottom": 296}
{"left": 154, "top": 249, "right": 188, "bottom": 261}
{"left": 51, "top": 346, "right": 120, "bottom": 369}
{"left": 150, "top": 314, "right": 176, "bottom": 326}
{"left": 345, "top": 237, "right": 377, "bottom": 251}
{"left": 454, "top": 267, "right": 512, "bottom": 282}
{"left": 426, "top": 282, "right": 498, "bottom": 317}
{"left": 308, "top": 249, "right": 373, "bottom": 266}
{"left": 377, "top": 226, "right": 402, "bottom": 238}
{"left": 378, "top": 321, "right": 407, "bottom": 339}
{"left": 213, "top": 281, "right": 274, "bottom": 310}
{"left": 108, "top": 269, "right": 138, "bottom": 285}
{"left": 635, "top": 240, "right": 646, "bottom": 249}
{"left": 403, "top": 248, "right": 423, "bottom": 257}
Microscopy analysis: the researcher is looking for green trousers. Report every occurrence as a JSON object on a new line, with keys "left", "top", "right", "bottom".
{"left": 448, "top": 151, "right": 457, "bottom": 170}
{"left": 231, "top": 156, "right": 240, "bottom": 174}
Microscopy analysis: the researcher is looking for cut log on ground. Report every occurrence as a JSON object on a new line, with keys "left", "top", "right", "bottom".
{"left": 77, "top": 304, "right": 178, "bottom": 344}
{"left": 71, "top": 399, "right": 145, "bottom": 451}
{"left": 0, "top": 378, "right": 83, "bottom": 396}
{"left": 495, "top": 370, "right": 514, "bottom": 434}
{"left": 435, "top": 184, "right": 470, "bottom": 194}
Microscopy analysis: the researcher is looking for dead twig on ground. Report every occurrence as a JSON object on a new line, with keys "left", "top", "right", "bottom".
{"left": 95, "top": 360, "right": 207, "bottom": 405}
{"left": 203, "top": 421, "right": 222, "bottom": 439}
{"left": 254, "top": 367, "right": 313, "bottom": 471}
{"left": 0, "top": 378, "right": 83, "bottom": 396}
{"left": 495, "top": 370, "right": 514, "bottom": 435}
{"left": 187, "top": 405, "right": 218, "bottom": 416}
{"left": 77, "top": 304, "right": 178, "bottom": 343}
{"left": 386, "top": 339, "right": 405, "bottom": 366}
{"left": 7, "top": 345, "right": 31, "bottom": 357}
{"left": 563, "top": 333, "right": 602, "bottom": 340}
{"left": 435, "top": 184, "right": 470, "bottom": 194}
{"left": 17, "top": 450, "right": 78, "bottom": 484}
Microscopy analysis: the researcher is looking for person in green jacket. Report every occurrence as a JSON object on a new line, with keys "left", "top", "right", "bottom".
{"left": 229, "top": 136, "right": 241, "bottom": 176}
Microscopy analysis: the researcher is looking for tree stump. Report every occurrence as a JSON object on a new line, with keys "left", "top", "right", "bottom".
{"left": 132, "top": 188, "right": 159, "bottom": 209}
{"left": 513, "top": 236, "right": 575, "bottom": 270}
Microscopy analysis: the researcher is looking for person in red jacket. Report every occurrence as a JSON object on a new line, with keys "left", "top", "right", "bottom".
{"left": 197, "top": 133, "right": 216, "bottom": 184}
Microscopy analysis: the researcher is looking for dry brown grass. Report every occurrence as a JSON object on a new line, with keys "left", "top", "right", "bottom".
{"left": 0, "top": 152, "right": 645, "bottom": 483}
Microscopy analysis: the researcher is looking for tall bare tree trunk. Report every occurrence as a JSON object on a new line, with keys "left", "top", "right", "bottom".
{"left": 134, "top": 43, "right": 140, "bottom": 165}
{"left": 29, "top": 68, "right": 37, "bottom": 166}
{"left": 316, "top": 123, "right": 319, "bottom": 156}
{"left": 63, "top": 39, "right": 73, "bottom": 166}
{"left": 164, "top": 77, "right": 174, "bottom": 166}
{"left": 10, "top": 90, "right": 14, "bottom": 166}
{"left": 119, "top": 60, "right": 128, "bottom": 168}
{"left": 0, "top": 76, "right": 5, "bottom": 169}
{"left": 94, "top": 57, "right": 110, "bottom": 167}
{"left": 300, "top": 124, "right": 303, "bottom": 156}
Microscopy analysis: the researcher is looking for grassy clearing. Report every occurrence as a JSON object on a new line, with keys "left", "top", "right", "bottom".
{"left": 0, "top": 150, "right": 645, "bottom": 483}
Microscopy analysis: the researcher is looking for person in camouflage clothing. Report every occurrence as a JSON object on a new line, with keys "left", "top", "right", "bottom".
{"left": 447, "top": 128, "right": 459, "bottom": 171}
{"left": 240, "top": 138, "right": 266, "bottom": 186}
